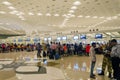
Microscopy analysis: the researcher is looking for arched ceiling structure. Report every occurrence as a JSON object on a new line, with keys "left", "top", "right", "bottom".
{"left": 0, "top": 0, "right": 120, "bottom": 36}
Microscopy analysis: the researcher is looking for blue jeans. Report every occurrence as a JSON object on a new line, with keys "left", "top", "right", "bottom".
{"left": 90, "top": 61, "right": 96, "bottom": 76}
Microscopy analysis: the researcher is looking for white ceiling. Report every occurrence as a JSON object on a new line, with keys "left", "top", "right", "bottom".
{"left": 0, "top": 0, "right": 120, "bottom": 35}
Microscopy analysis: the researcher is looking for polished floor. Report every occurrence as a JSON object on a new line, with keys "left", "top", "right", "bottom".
{"left": 0, "top": 51, "right": 111, "bottom": 80}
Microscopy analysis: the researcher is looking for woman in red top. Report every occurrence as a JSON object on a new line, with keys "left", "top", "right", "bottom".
{"left": 63, "top": 44, "right": 67, "bottom": 56}
{"left": 86, "top": 44, "right": 90, "bottom": 56}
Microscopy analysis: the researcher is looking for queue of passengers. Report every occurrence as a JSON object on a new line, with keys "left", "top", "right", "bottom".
{"left": 0, "top": 42, "right": 106, "bottom": 56}
{"left": 36, "top": 42, "right": 107, "bottom": 59}
{"left": 0, "top": 43, "right": 36, "bottom": 53}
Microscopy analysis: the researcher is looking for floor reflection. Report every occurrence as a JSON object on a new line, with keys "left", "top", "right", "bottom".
{"left": 0, "top": 52, "right": 111, "bottom": 80}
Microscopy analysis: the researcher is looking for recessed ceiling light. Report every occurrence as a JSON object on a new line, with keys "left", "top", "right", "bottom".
{"left": 2, "top": 1, "right": 11, "bottom": 5}
{"left": 21, "top": 18, "right": 25, "bottom": 20}
{"left": 16, "top": 12, "right": 25, "bottom": 16}
{"left": 67, "top": 14, "right": 72, "bottom": 16}
{"left": 54, "top": 14, "right": 59, "bottom": 16}
{"left": 0, "top": 11, "right": 6, "bottom": 14}
{"left": 70, "top": 15, "right": 75, "bottom": 17}
{"left": 52, "top": 25, "right": 56, "bottom": 26}
{"left": 16, "top": 13, "right": 21, "bottom": 16}
{"left": 93, "top": 16, "right": 98, "bottom": 18}
{"left": 46, "top": 13, "right": 51, "bottom": 16}
{"left": 62, "top": 14, "right": 67, "bottom": 17}
{"left": 71, "top": 6, "right": 77, "bottom": 10}
{"left": 78, "top": 15, "right": 83, "bottom": 17}
{"left": 69, "top": 10, "right": 75, "bottom": 13}
{"left": 18, "top": 16, "right": 24, "bottom": 18}
{"left": 6, "top": 23, "right": 10, "bottom": 25}
{"left": 106, "top": 17, "right": 112, "bottom": 20}
{"left": 65, "top": 18, "right": 69, "bottom": 21}
{"left": 37, "top": 13, "right": 42, "bottom": 16}
{"left": 103, "top": 20, "right": 107, "bottom": 22}
{"left": 112, "top": 16, "right": 118, "bottom": 19}
{"left": 117, "top": 14, "right": 120, "bottom": 16}
{"left": 9, "top": 10, "right": 18, "bottom": 14}
{"left": 66, "top": 16, "right": 70, "bottom": 18}
{"left": 28, "top": 12, "right": 34, "bottom": 15}
{"left": 8, "top": 6, "right": 16, "bottom": 10}
{"left": 73, "top": 1, "right": 81, "bottom": 6}
{"left": 47, "top": 24, "right": 51, "bottom": 26}
{"left": 85, "top": 16, "right": 90, "bottom": 18}
{"left": 99, "top": 16, "right": 105, "bottom": 19}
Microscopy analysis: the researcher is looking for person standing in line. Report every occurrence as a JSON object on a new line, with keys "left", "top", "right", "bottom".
{"left": 89, "top": 43, "right": 96, "bottom": 79}
{"left": 86, "top": 44, "right": 91, "bottom": 56}
{"left": 36, "top": 43, "right": 42, "bottom": 58}
{"left": 98, "top": 41, "right": 113, "bottom": 78}
{"left": 110, "top": 39, "right": 120, "bottom": 80}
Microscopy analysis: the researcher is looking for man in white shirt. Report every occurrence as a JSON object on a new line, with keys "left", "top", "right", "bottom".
{"left": 111, "top": 39, "right": 120, "bottom": 80}
{"left": 89, "top": 43, "right": 96, "bottom": 79}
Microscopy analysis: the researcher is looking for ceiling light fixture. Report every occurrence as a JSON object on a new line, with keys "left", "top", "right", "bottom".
{"left": 99, "top": 16, "right": 105, "bottom": 19}
{"left": 117, "top": 14, "right": 120, "bottom": 16}
{"left": 71, "top": 6, "right": 77, "bottom": 10}
{"left": 67, "top": 14, "right": 72, "bottom": 16}
{"left": 16, "top": 13, "right": 21, "bottom": 16}
{"left": 18, "top": 16, "right": 24, "bottom": 18}
{"left": 85, "top": 16, "right": 90, "bottom": 18}
{"left": 65, "top": 18, "right": 69, "bottom": 21}
{"left": 21, "top": 18, "right": 25, "bottom": 20}
{"left": 2, "top": 1, "right": 11, "bottom": 5}
{"left": 93, "top": 16, "right": 98, "bottom": 18}
{"left": 16, "top": 12, "right": 25, "bottom": 16}
{"left": 6, "top": 23, "right": 10, "bottom": 25}
{"left": 69, "top": 10, "right": 75, "bottom": 13}
{"left": 73, "top": 1, "right": 81, "bottom": 6}
{"left": 8, "top": 6, "right": 16, "bottom": 10}
{"left": 37, "top": 13, "right": 42, "bottom": 16}
{"left": 78, "top": 15, "right": 83, "bottom": 18}
{"left": 9, "top": 10, "right": 18, "bottom": 14}
{"left": 112, "top": 16, "right": 118, "bottom": 19}
{"left": 54, "top": 14, "right": 59, "bottom": 17}
{"left": 46, "top": 13, "right": 51, "bottom": 16}
{"left": 62, "top": 14, "right": 67, "bottom": 17}
{"left": 70, "top": 15, "right": 75, "bottom": 17}
{"left": 28, "top": 12, "right": 34, "bottom": 15}
{"left": 106, "top": 17, "right": 112, "bottom": 20}
{"left": 0, "top": 11, "right": 6, "bottom": 14}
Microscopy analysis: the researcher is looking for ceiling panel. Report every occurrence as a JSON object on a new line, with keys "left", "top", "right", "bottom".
{"left": 0, "top": 0, "right": 120, "bottom": 35}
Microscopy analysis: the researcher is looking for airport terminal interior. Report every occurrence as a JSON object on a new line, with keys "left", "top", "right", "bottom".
{"left": 0, "top": 0, "right": 120, "bottom": 80}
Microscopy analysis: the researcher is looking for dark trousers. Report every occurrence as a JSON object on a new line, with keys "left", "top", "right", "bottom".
{"left": 111, "top": 57, "right": 120, "bottom": 79}
{"left": 37, "top": 50, "right": 41, "bottom": 57}
{"left": 90, "top": 61, "right": 96, "bottom": 76}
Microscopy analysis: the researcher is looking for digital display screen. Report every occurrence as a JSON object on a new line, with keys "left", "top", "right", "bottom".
{"left": 80, "top": 35, "right": 86, "bottom": 39}
{"left": 74, "top": 36, "right": 79, "bottom": 40}
{"left": 57, "top": 37, "right": 61, "bottom": 40}
{"left": 13, "top": 40, "right": 16, "bottom": 42}
{"left": 48, "top": 37, "right": 52, "bottom": 41}
{"left": 62, "top": 36, "right": 67, "bottom": 40}
{"left": 18, "top": 39, "right": 23, "bottom": 42}
{"left": 33, "top": 38, "right": 40, "bottom": 41}
{"left": 26, "top": 38, "right": 30, "bottom": 41}
{"left": 44, "top": 38, "right": 47, "bottom": 41}
{"left": 95, "top": 34, "right": 103, "bottom": 39}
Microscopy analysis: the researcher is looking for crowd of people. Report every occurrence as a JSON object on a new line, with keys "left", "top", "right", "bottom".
{"left": 36, "top": 42, "right": 107, "bottom": 59}
{"left": 0, "top": 42, "right": 106, "bottom": 56}
{"left": 0, "top": 39, "right": 119, "bottom": 79}
{"left": 89, "top": 39, "right": 120, "bottom": 80}
{"left": 0, "top": 43, "right": 36, "bottom": 53}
